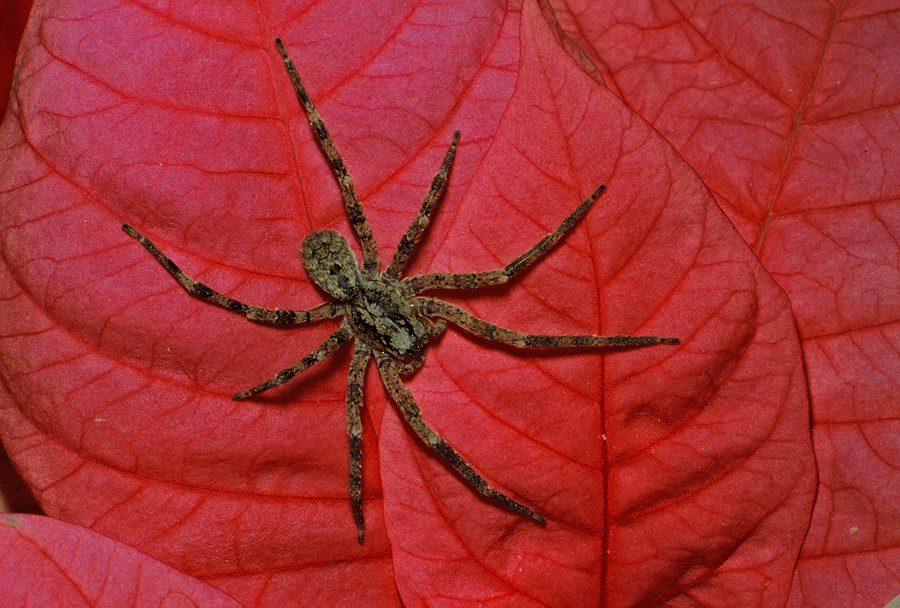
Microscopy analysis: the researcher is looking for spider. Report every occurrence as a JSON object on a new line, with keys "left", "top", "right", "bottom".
{"left": 122, "top": 38, "right": 679, "bottom": 543}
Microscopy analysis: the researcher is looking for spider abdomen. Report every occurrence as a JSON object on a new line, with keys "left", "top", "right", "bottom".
{"left": 301, "top": 230, "right": 361, "bottom": 301}
{"left": 347, "top": 279, "right": 428, "bottom": 359}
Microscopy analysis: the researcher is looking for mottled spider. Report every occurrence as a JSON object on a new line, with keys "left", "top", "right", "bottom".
{"left": 122, "top": 39, "right": 679, "bottom": 543}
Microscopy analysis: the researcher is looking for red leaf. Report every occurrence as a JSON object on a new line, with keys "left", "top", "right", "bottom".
{"left": 0, "top": 514, "right": 242, "bottom": 606}
{"left": 551, "top": 0, "right": 900, "bottom": 606}
{"left": 1, "top": 1, "right": 817, "bottom": 607}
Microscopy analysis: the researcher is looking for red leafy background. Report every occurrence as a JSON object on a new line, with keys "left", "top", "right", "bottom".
{"left": 0, "top": 513, "right": 243, "bottom": 607}
{"left": 0, "top": 1, "right": 896, "bottom": 607}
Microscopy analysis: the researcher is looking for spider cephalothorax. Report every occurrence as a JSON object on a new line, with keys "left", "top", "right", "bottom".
{"left": 303, "top": 229, "right": 433, "bottom": 361}
{"left": 122, "top": 38, "right": 678, "bottom": 543}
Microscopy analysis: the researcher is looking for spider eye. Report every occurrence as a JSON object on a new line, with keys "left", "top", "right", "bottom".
{"left": 301, "top": 230, "right": 361, "bottom": 300}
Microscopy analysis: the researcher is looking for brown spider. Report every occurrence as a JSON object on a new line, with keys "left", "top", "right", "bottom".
{"left": 122, "top": 38, "right": 679, "bottom": 543}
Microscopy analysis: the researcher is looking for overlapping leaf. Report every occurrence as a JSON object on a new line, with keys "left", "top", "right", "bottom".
{"left": 0, "top": 514, "right": 242, "bottom": 607}
{"left": 550, "top": 1, "right": 900, "bottom": 606}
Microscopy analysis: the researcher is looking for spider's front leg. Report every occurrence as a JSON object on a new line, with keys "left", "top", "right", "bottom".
{"left": 122, "top": 224, "right": 340, "bottom": 325}
{"left": 375, "top": 352, "right": 546, "bottom": 525}
{"left": 415, "top": 298, "right": 679, "bottom": 348}
{"left": 346, "top": 340, "right": 371, "bottom": 543}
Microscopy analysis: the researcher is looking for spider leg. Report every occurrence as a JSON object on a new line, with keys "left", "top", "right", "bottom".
{"left": 375, "top": 352, "right": 546, "bottom": 525}
{"left": 415, "top": 298, "right": 679, "bottom": 347}
{"left": 383, "top": 131, "right": 460, "bottom": 280}
{"left": 346, "top": 340, "right": 371, "bottom": 543}
{"left": 232, "top": 325, "right": 354, "bottom": 400}
{"left": 123, "top": 225, "right": 340, "bottom": 324}
{"left": 403, "top": 185, "right": 606, "bottom": 293}
{"left": 275, "top": 39, "right": 380, "bottom": 274}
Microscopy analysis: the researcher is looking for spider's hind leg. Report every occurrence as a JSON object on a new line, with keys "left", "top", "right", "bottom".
{"left": 376, "top": 352, "right": 546, "bottom": 525}
{"left": 403, "top": 184, "right": 606, "bottom": 293}
{"left": 232, "top": 325, "right": 354, "bottom": 400}
{"left": 122, "top": 224, "right": 340, "bottom": 325}
{"left": 275, "top": 39, "right": 380, "bottom": 273}
{"left": 384, "top": 131, "right": 460, "bottom": 279}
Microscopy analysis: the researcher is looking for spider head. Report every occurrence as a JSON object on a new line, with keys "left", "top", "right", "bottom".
{"left": 301, "top": 230, "right": 361, "bottom": 301}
